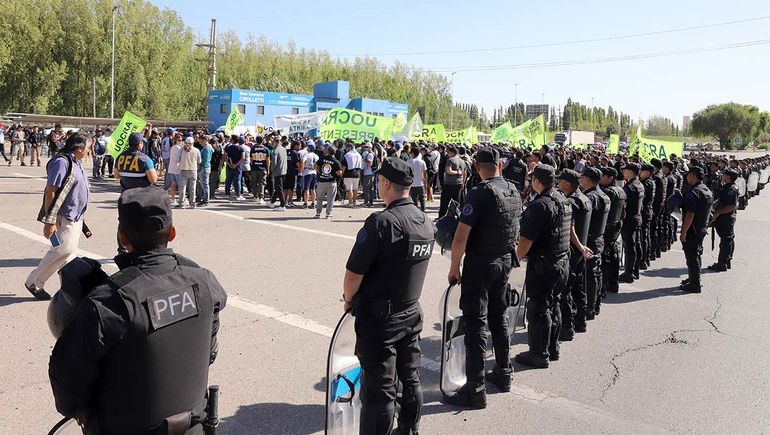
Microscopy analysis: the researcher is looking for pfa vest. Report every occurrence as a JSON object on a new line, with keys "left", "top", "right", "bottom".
{"left": 530, "top": 188, "right": 571, "bottom": 261}
{"left": 359, "top": 204, "right": 435, "bottom": 306}
{"left": 585, "top": 187, "right": 610, "bottom": 253}
{"left": 466, "top": 180, "right": 522, "bottom": 256}
{"left": 623, "top": 178, "right": 645, "bottom": 226}
{"left": 97, "top": 256, "right": 214, "bottom": 431}
{"left": 688, "top": 183, "right": 714, "bottom": 234}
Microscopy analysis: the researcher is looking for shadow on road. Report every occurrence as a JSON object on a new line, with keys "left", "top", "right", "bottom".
{"left": 603, "top": 286, "right": 684, "bottom": 304}
{"left": 218, "top": 402, "right": 324, "bottom": 435}
{"left": 641, "top": 267, "right": 688, "bottom": 278}
{"left": 0, "top": 294, "right": 40, "bottom": 307}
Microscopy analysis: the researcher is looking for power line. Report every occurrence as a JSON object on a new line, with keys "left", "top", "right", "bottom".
{"left": 331, "top": 15, "right": 770, "bottom": 57}
{"left": 422, "top": 38, "right": 770, "bottom": 73}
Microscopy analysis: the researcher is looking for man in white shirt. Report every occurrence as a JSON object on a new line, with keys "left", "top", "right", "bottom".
{"left": 407, "top": 147, "right": 428, "bottom": 211}
{"left": 176, "top": 137, "right": 202, "bottom": 208}
{"left": 166, "top": 134, "right": 183, "bottom": 202}
{"left": 301, "top": 145, "right": 319, "bottom": 208}
{"left": 342, "top": 143, "right": 364, "bottom": 207}
{"left": 361, "top": 142, "right": 377, "bottom": 207}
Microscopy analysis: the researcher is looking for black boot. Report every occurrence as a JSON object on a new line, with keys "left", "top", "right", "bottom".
{"left": 514, "top": 351, "right": 549, "bottom": 368}
{"left": 485, "top": 364, "right": 512, "bottom": 392}
{"left": 707, "top": 263, "right": 727, "bottom": 272}
{"left": 443, "top": 383, "right": 487, "bottom": 409}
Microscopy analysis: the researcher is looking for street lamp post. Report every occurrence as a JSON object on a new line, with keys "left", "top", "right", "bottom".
{"left": 591, "top": 97, "right": 595, "bottom": 133}
{"left": 450, "top": 72, "right": 456, "bottom": 130}
{"left": 111, "top": 5, "right": 117, "bottom": 119}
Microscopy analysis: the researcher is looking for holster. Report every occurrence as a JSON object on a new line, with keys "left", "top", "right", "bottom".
{"left": 164, "top": 411, "right": 192, "bottom": 435}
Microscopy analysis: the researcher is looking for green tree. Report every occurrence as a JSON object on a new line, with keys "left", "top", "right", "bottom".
{"left": 690, "top": 103, "right": 761, "bottom": 150}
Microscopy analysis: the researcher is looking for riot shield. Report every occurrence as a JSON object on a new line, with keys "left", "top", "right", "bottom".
{"left": 439, "top": 284, "right": 466, "bottom": 396}
{"left": 760, "top": 168, "right": 770, "bottom": 184}
{"left": 326, "top": 312, "right": 362, "bottom": 435}
{"left": 48, "top": 418, "right": 81, "bottom": 435}
{"left": 507, "top": 259, "right": 527, "bottom": 336}
{"left": 736, "top": 177, "right": 747, "bottom": 197}
{"left": 748, "top": 172, "right": 760, "bottom": 192}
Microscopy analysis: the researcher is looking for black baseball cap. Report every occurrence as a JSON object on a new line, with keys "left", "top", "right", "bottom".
{"left": 531, "top": 163, "right": 556, "bottom": 183}
{"left": 376, "top": 157, "right": 414, "bottom": 186}
{"left": 475, "top": 148, "right": 499, "bottom": 164}
{"left": 556, "top": 168, "right": 580, "bottom": 185}
{"left": 640, "top": 163, "right": 655, "bottom": 173}
{"left": 723, "top": 168, "right": 739, "bottom": 179}
{"left": 582, "top": 167, "right": 602, "bottom": 182}
{"left": 624, "top": 162, "right": 641, "bottom": 174}
{"left": 118, "top": 187, "right": 173, "bottom": 232}
{"left": 128, "top": 132, "right": 143, "bottom": 147}
{"left": 687, "top": 166, "right": 704, "bottom": 179}
{"left": 601, "top": 167, "right": 618, "bottom": 178}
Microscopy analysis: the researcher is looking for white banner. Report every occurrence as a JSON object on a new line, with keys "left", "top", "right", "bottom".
{"left": 274, "top": 111, "right": 327, "bottom": 134}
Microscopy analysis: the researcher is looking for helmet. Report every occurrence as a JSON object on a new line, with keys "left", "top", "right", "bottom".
{"left": 435, "top": 199, "right": 460, "bottom": 257}
{"left": 665, "top": 188, "right": 684, "bottom": 213}
{"left": 47, "top": 258, "right": 108, "bottom": 339}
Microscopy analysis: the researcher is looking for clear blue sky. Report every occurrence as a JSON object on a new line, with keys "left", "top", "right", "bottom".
{"left": 152, "top": 0, "right": 770, "bottom": 127}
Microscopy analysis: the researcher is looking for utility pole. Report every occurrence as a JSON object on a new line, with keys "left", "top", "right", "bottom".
{"left": 513, "top": 82, "right": 519, "bottom": 125}
{"left": 111, "top": 5, "right": 117, "bottom": 119}
{"left": 450, "top": 72, "right": 456, "bottom": 130}
{"left": 197, "top": 19, "right": 218, "bottom": 92}
{"left": 591, "top": 97, "right": 595, "bottom": 132}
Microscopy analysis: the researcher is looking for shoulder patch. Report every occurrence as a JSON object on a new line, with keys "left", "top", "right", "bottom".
{"left": 356, "top": 228, "right": 368, "bottom": 244}
{"left": 462, "top": 203, "right": 474, "bottom": 216}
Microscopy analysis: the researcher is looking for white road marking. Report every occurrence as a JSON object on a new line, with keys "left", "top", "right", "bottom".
{"left": 12, "top": 172, "right": 46, "bottom": 179}
{"left": 203, "top": 209, "right": 356, "bottom": 241}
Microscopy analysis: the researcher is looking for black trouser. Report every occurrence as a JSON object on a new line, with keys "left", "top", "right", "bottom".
{"left": 355, "top": 303, "right": 423, "bottom": 435}
{"left": 438, "top": 184, "right": 462, "bottom": 217}
{"left": 651, "top": 212, "right": 662, "bottom": 258}
{"left": 525, "top": 256, "right": 568, "bottom": 359}
{"left": 621, "top": 222, "right": 640, "bottom": 277}
{"left": 683, "top": 231, "right": 706, "bottom": 288}
{"left": 460, "top": 254, "right": 513, "bottom": 387}
{"left": 585, "top": 255, "right": 602, "bottom": 316}
{"left": 602, "top": 228, "right": 621, "bottom": 293}
{"left": 715, "top": 216, "right": 736, "bottom": 265}
{"left": 661, "top": 211, "right": 673, "bottom": 250}
{"left": 241, "top": 170, "right": 251, "bottom": 194}
{"left": 410, "top": 186, "right": 425, "bottom": 211}
{"left": 101, "top": 154, "right": 114, "bottom": 176}
{"left": 271, "top": 175, "right": 286, "bottom": 206}
{"left": 0, "top": 142, "right": 9, "bottom": 162}
{"left": 640, "top": 216, "right": 651, "bottom": 265}
{"left": 560, "top": 250, "right": 586, "bottom": 334}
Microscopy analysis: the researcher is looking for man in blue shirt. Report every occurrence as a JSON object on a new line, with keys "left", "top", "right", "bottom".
{"left": 197, "top": 135, "right": 214, "bottom": 206}
{"left": 26, "top": 134, "right": 91, "bottom": 300}
{"left": 114, "top": 133, "right": 158, "bottom": 191}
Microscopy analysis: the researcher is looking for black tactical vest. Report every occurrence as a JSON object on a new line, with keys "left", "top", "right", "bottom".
{"left": 531, "top": 187, "right": 571, "bottom": 260}
{"left": 688, "top": 182, "right": 714, "bottom": 234}
{"left": 96, "top": 256, "right": 214, "bottom": 431}
{"left": 653, "top": 173, "right": 666, "bottom": 210}
{"left": 585, "top": 187, "right": 610, "bottom": 253}
{"left": 602, "top": 185, "right": 626, "bottom": 230}
{"left": 623, "top": 178, "right": 645, "bottom": 226}
{"left": 466, "top": 180, "right": 522, "bottom": 256}
{"left": 360, "top": 203, "right": 435, "bottom": 306}
{"left": 567, "top": 189, "right": 592, "bottom": 246}
{"left": 641, "top": 177, "right": 655, "bottom": 221}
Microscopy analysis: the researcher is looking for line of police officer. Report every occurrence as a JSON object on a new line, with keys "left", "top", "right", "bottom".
{"left": 343, "top": 147, "right": 768, "bottom": 433}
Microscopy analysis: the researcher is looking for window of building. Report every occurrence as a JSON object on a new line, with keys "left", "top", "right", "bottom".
{"left": 237, "top": 104, "right": 246, "bottom": 114}
{"left": 292, "top": 108, "right": 300, "bottom": 115}
{"left": 257, "top": 105, "right": 265, "bottom": 115}
{"left": 220, "top": 104, "right": 228, "bottom": 114}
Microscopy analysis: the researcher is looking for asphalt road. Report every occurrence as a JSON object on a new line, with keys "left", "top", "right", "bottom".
{"left": 1, "top": 158, "right": 769, "bottom": 434}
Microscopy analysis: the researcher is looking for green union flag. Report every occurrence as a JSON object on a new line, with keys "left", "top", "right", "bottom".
{"left": 224, "top": 108, "right": 244, "bottom": 136}
{"left": 491, "top": 121, "right": 514, "bottom": 143}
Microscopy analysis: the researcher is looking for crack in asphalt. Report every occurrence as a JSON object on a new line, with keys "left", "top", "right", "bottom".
{"left": 601, "top": 296, "right": 743, "bottom": 405}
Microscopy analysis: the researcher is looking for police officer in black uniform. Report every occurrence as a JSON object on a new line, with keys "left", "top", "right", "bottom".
{"left": 501, "top": 149, "right": 528, "bottom": 192}
{"left": 650, "top": 159, "right": 667, "bottom": 261}
{"left": 707, "top": 168, "right": 739, "bottom": 272}
{"left": 600, "top": 167, "right": 626, "bottom": 297}
{"left": 444, "top": 148, "right": 522, "bottom": 408}
{"left": 114, "top": 132, "right": 158, "bottom": 191}
{"left": 556, "top": 169, "right": 593, "bottom": 340}
{"left": 514, "top": 164, "right": 570, "bottom": 369}
{"left": 580, "top": 167, "right": 609, "bottom": 321}
{"left": 678, "top": 166, "right": 714, "bottom": 293}
{"left": 343, "top": 157, "right": 435, "bottom": 435}
{"left": 619, "top": 162, "right": 644, "bottom": 284}
{"left": 49, "top": 186, "right": 227, "bottom": 434}
{"left": 661, "top": 161, "right": 678, "bottom": 251}
{"left": 639, "top": 163, "right": 656, "bottom": 269}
